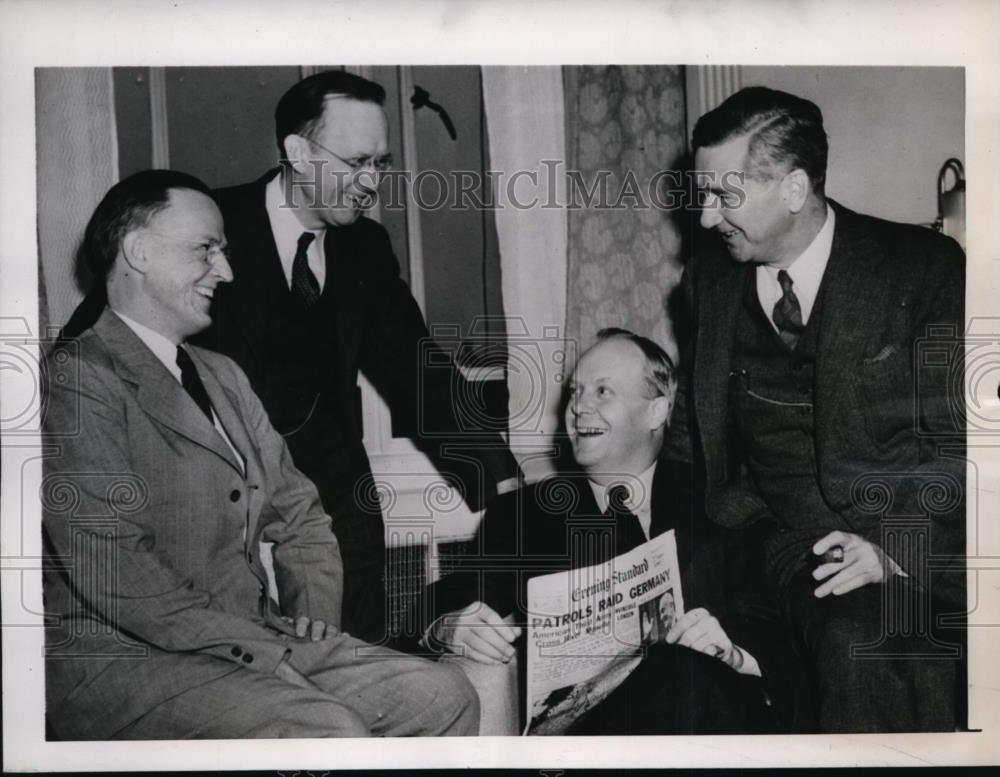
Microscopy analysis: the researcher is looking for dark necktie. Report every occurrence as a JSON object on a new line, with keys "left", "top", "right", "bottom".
{"left": 607, "top": 484, "right": 647, "bottom": 556}
{"left": 176, "top": 346, "right": 214, "bottom": 422}
{"left": 291, "top": 231, "right": 320, "bottom": 312}
{"left": 771, "top": 269, "right": 805, "bottom": 349}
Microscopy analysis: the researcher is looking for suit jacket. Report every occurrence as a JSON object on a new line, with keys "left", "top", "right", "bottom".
{"left": 42, "top": 310, "right": 344, "bottom": 740}
{"left": 689, "top": 200, "right": 966, "bottom": 606}
{"left": 425, "top": 461, "right": 807, "bottom": 725}
{"left": 195, "top": 169, "right": 520, "bottom": 509}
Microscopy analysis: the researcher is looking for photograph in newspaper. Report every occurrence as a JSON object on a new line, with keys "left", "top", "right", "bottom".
{"left": 525, "top": 529, "right": 684, "bottom": 735}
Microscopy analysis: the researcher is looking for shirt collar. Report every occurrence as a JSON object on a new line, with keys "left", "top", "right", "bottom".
{"left": 112, "top": 309, "right": 183, "bottom": 382}
{"left": 265, "top": 171, "right": 325, "bottom": 275}
{"left": 589, "top": 461, "right": 657, "bottom": 517}
{"left": 757, "top": 203, "right": 835, "bottom": 324}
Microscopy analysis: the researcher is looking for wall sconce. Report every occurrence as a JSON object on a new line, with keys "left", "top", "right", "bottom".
{"left": 933, "top": 157, "right": 965, "bottom": 251}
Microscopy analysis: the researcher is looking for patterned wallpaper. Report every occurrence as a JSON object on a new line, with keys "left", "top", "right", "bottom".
{"left": 564, "top": 66, "right": 688, "bottom": 362}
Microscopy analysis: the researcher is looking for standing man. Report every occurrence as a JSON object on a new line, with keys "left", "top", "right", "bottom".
{"left": 201, "top": 70, "right": 523, "bottom": 644}
{"left": 43, "top": 170, "right": 478, "bottom": 739}
{"left": 688, "top": 86, "right": 966, "bottom": 731}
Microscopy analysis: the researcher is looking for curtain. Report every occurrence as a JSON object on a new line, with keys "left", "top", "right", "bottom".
{"left": 563, "top": 66, "right": 688, "bottom": 363}
{"left": 482, "top": 66, "right": 568, "bottom": 482}
{"left": 35, "top": 68, "right": 118, "bottom": 332}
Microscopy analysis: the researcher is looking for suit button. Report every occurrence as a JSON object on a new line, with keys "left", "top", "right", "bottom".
{"left": 231, "top": 646, "right": 243, "bottom": 657}
{"left": 230, "top": 490, "right": 241, "bottom": 502}
{"left": 242, "top": 653, "right": 254, "bottom": 664}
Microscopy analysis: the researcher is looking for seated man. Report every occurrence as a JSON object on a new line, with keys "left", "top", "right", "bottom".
{"left": 422, "top": 328, "right": 810, "bottom": 734}
{"left": 42, "top": 170, "right": 478, "bottom": 740}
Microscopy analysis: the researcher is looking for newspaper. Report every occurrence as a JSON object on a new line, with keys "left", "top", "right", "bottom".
{"left": 524, "top": 530, "right": 684, "bottom": 735}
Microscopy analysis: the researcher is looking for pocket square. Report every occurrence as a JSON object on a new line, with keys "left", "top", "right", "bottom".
{"left": 864, "top": 344, "right": 898, "bottom": 364}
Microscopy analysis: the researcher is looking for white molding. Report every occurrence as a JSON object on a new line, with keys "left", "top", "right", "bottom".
{"left": 685, "top": 65, "right": 743, "bottom": 146}
{"left": 107, "top": 68, "right": 120, "bottom": 182}
{"left": 148, "top": 67, "right": 170, "bottom": 169}
{"left": 397, "top": 66, "right": 426, "bottom": 314}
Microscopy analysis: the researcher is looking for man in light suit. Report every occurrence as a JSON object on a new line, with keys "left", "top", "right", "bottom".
{"left": 686, "top": 86, "right": 966, "bottom": 731}
{"left": 63, "top": 70, "right": 523, "bottom": 645}
{"left": 43, "top": 170, "right": 478, "bottom": 739}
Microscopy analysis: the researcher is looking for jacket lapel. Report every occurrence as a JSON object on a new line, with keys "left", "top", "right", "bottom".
{"left": 220, "top": 171, "right": 293, "bottom": 356}
{"left": 193, "top": 350, "right": 268, "bottom": 537}
{"left": 814, "top": 201, "right": 888, "bottom": 438}
{"left": 326, "top": 225, "right": 366, "bottom": 378}
{"left": 94, "top": 312, "right": 245, "bottom": 474}
{"left": 692, "top": 251, "right": 746, "bottom": 487}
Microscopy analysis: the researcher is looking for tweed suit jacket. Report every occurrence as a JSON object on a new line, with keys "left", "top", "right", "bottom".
{"left": 689, "top": 200, "right": 966, "bottom": 605}
{"left": 42, "top": 310, "right": 344, "bottom": 740}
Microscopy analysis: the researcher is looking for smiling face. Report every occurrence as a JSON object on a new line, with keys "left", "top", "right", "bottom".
{"left": 134, "top": 188, "right": 232, "bottom": 343}
{"left": 694, "top": 133, "right": 800, "bottom": 268}
{"left": 564, "top": 338, "right": 669, "bottom": 484}
{"left": 287, "top": 97, "right": 390, "bottom": 229}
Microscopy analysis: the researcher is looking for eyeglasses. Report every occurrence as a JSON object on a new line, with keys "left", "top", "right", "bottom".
{"left": 305, "top": 138, "right": 393, "bottom": 175}
{"left": 145, "top": 232, "right": 231, "bottom": 264}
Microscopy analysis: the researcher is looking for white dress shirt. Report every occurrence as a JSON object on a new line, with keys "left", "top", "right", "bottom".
{"left": 756, "top": 204, "right": 835, "bottom": 330}
{"left": 266, "top": 172, "right": 327, "bottom": 291}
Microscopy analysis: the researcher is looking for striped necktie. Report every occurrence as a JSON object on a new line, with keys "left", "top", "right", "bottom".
{"left": 772, "top": 269, "right": 805, "bottom": 348}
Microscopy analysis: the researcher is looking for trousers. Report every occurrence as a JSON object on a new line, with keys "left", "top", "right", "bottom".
{"left": 781, "top": 566, "right": 961, "bottom": 732}
{"left": 110, "top": 634, "right": 479, "bottom": 738}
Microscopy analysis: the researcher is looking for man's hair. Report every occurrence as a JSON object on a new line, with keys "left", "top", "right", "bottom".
{"left": 595, "top": 327, "right": 677, "bottom": 400}
{"left": 274, "top": 70, "right": 386, "bottom": 158}
{"left": 81, "top": 169, "right": 212, "bottom": 281}
{"left": 691, "top": 86, "right": 828, "bottom": 193}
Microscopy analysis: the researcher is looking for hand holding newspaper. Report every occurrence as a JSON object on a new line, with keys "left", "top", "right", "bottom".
{"left": 525, "top": 529, "right": 684, "bottom": 735}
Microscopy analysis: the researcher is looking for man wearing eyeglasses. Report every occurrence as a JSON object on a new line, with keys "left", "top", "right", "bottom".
{"left": 198, "top": 71, "right": 523, "bottom": 645}
{"left": 43, "top": 170, "right": 479, "bottom": 739}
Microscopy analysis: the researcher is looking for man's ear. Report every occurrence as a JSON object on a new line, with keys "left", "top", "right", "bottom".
{"left": 120, "top": 231, "right": 150, "bottom": 275}
{"left": 648, "top": 394, "right": 673, "bottom": 432}
{"left": 781, "top": 168, "right": 810, "bottom": 213}
{"left": 283, "top": 134, "right": 312, "bottom": 173}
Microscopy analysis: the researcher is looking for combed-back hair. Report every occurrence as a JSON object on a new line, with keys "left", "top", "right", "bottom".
{"left": 81, "top": 169, "right": 212, "bottom": 281}
{"left": 595, "top": 327, "right": 677, "bottom": 400}
{"left": 274, "top": 70, "right": 386, "bottom": 158}
{"left": 691, "top": 86, "right": 828, "bottom": 193}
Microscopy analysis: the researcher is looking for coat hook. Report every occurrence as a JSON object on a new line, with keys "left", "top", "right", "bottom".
{"left": 411, "top": 85, "right": 458, "bottom": 140}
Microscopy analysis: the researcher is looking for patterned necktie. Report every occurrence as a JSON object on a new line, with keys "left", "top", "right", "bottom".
{"left": 772, "top": 269, "right": 805, "bottom": 349}
{"left": 607, "top": 484, "right": 647, "bottom": 556}
{"left": 176, "top": 346, "right": 214, "bottom": 422}
{"left": 290, "top": 231, "right": 320, "bottom": 312}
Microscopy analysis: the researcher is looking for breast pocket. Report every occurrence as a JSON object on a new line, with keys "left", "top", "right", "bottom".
{"left": 856, "top": 344, "right": 916, "bottom": 450}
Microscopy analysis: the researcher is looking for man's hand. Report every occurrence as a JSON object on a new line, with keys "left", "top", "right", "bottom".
{"left": 282, "top": 615, "right": 340, "bottom": 641}
{"left": 431, "top": 601, "right": 521, "bottom": 664}
{"left": 274, "top": 655, "right": 321, "bottom": 691}
{"left": 666, "top": 607, "right": 740, "bottom": 667}
{"left": 812, "top": 530, "right": 898, "bottom": 597}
